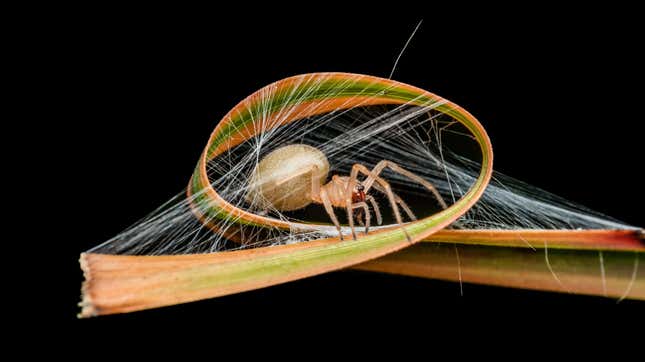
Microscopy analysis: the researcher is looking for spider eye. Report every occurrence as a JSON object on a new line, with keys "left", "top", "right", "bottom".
{"left": 357, "top": 184, "right": 365, "bottom": 191}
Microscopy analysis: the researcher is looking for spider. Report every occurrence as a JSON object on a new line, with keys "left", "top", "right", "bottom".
{"left": 245, "top": 144, "right": 447, "bottom": 241}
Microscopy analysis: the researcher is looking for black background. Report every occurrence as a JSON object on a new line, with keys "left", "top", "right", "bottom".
{"left": 44, "top": 8, "right": 644, "bottom": 346}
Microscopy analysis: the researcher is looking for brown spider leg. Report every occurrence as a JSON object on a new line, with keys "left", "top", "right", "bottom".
{"left": 365, "top": 195, "right": 382, "bottom": 225}
{"left": 356, "top": 214, "right": 364, "bottom": 227}
{"left": 319, "top": 188, "right": 343, "bottom": 241}
{"left": 349, "top": 164, "right": 411, "bottom": 242}
{"left": 361, "top": 160, "right": 448, "bottom": 210}
{"left": 341, "top": 172, "right": 359, "bottom": 240}
{"left": 351, "top": 201, "right": 371, "bottom": 233}
{"left": 372, "top": 183, "right": 417, "bottom": 221}
{"left": 308, "top": 165, "right": 345, "bottom": 241}
{"left": 355, "top": 208, "right": 365, "bottom": 226}
{"left": 345, "top": 197, "right": 357, "bottom": 240}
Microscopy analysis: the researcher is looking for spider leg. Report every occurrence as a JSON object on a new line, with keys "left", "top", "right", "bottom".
{"left": 342, "top": 172, "right": 359, "bottom": 240}
{"left": 349, "top": 164, "right": 411, "bottom": 241}
{"left": 372, "top": 183, "right": 417, "bottom": 221}
{"left": 345, "top": 199, "right": 357, "bottom": 240}
{"left": 351, "top": 201, "right": 371, "bottom": 234}
{"left": 319, "top": 188, "right": 343, "bottom": 241}
{"left": 365, "top": 195, "right": 382, "bottom": 225}
{"left": 356, "top": 213, "right": 364, "bottom": 227}
{"left": 354, "top": 207, "right": 365, "bottom": 227}
{"left": 362, "top": 160, "right": 447, "bottom": 210}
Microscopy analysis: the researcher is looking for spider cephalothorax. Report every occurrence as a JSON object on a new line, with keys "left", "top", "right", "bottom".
{"left": 246, "top": 144, "right": 447, "bottom": 240}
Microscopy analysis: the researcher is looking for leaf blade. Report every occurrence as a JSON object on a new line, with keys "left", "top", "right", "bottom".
{"left": 355, "top": 231, "right": 644, "bottom": 300}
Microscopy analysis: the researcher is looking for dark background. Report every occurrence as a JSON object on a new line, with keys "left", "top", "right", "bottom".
{"left": 45, "top": 9, "right": 644, "bottom": 344}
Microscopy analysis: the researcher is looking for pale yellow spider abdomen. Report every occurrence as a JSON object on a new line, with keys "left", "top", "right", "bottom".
{"left": 245, "top": 144, "right": 329, "bottom": 211}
